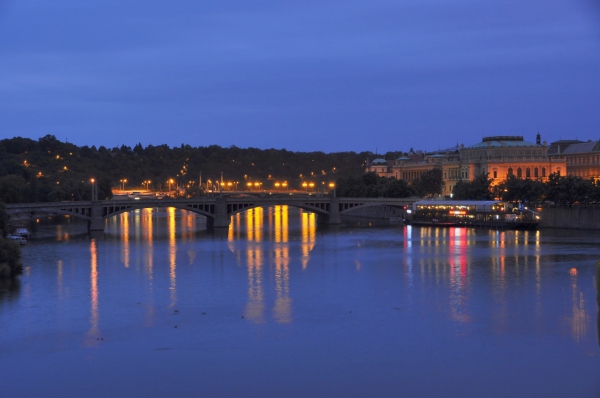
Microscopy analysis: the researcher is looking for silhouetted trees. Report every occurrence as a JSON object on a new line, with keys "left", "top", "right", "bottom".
{"left": 412, "top": 168, "right": 443, "bottom": 197}
{"left": 452, "top": 174, "right": 494, "bottom": 200}
{"left": 453, "top": 172, "right": 599, "bottom": 206}
{"left": 0, "top": 135, "right": 373, "bottom": 203}
{"left": 0, "top": 203, "right": 22, "bottom": 278}
{"left": 336, "top": 173, "right": 415, "bottom": 198}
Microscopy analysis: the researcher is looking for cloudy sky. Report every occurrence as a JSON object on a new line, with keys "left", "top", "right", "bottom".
{"left": 1, "top": 0, "right": 599, "bottom": 152}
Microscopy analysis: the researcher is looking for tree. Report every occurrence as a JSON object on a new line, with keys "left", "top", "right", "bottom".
{"left": 452, "top": 174, "right": 493, "bottom": 200}
{"left": 414, "top": 168, "right": 443, "bottom": 197}
{"left": 0, "top": 203, "right": 22, "bottom": 278}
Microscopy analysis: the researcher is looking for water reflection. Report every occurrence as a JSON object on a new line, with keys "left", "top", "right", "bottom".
{"left": 597, "top": 262, "right": 600, "bottom": 347}
{"left": 42, "top": 208, "right": 600, "bottom": 347}
{"left": 87, "top": 238, "right": 100, "bottom": 345}
{"left": 168, "top": 208, "right": 177, "bottom": 307}
{"left": 273, "top": 206, "right": 291, "bottom": 323}
{"left": 0, "top": 277, "right": 21, "bottom": 303}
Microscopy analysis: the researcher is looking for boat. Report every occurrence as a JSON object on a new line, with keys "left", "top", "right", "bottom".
{"left": 407, "top": 200, "right": 540, "bottom": 230}
{"left": 14, "top": 228, "right": 30, "bottom": 239}
{"left": 8, "top": 235, "right": 28, "bottom": 245}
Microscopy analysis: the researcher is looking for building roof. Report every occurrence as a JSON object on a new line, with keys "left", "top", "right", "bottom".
{"left": 548, "top": 140, "right": 585, "bottom": 155}
{"left": 428, "top": 154, "right": 446, "bottom": 158}
{"left": 562, "top": 141, "right": 600, "bottom": 154}
{"left": 468, "top": 136, "right": 538, "bottom": 149}
{"left": 396, "top": 156, "right": 411, "bottom": 161}
{"left": 371, "top": 158, "right": 387, "bottom": 164}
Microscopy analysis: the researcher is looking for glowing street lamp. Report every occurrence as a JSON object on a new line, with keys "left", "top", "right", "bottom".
{"left": 329, "top": 182, "right": 336, "bottom": 197}
{"left": 302, "top": 182, "right": 308, "bottom": 192}
{"left": 247, "top": 182, "right": 253, "bottom": 190}
{"left": 282, "top": 181, "right": 288, "bottom": 191}
{"left": 90, "top": 178, "right": 96, "bottom": 201}
{"left": 168, "top": 178, "right": 174, "bottom": 192}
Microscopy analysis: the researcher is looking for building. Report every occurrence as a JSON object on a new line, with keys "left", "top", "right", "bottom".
{"left": 548, "top": 139, "right": 600, "bottom": 179}
{"left": 366, "top": 134, "right": 566, "bottom": 195}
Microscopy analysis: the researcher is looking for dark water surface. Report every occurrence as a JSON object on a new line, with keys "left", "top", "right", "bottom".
{"left": 1, "top": 207, "right": 599, "bottom": 397}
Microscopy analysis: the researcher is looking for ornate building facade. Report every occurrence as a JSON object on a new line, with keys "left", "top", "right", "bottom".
{"left": 366, "top": 135, "right": 566, "bottom": 195}
{"left": 548, "top": 139, "right": 600, "bottom": 179}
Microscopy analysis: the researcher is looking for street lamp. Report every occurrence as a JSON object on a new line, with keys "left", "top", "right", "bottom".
{"left": 329, "top": 182, "right": 336, "bottom": 197}
{"left": 309, "top": 182, "right": 315, "bottom": 192}
{"left": 168, "top": 178, "right": 174, "bottom": 193}
{"left": 302, "top": 182, "right": 308, "bottom": 192}
{"left": 275, "top": 182, "right": 281, "bottom": 190}
{"left": 282, "top": 181, "right": 288, "bottom": 191}
{"left": 90, "top": 178, "right": 96, "bottom": 201}
{"left": 247, "top": 182, "right": 253, "bottom": 191}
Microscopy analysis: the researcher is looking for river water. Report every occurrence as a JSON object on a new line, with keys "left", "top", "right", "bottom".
{"left": 1, "top": 206, "right": 599, "bottom": 397}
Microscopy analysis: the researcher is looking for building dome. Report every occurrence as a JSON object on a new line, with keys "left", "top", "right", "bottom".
{"left": 371, "top": 158, "right": 387, "bottom": 164}
{"left": 396, "top": 156, "right": 411, "bottom": 161}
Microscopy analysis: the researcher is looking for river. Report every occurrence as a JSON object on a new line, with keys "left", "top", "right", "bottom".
{"left": 1, "top": 206, "right": 599, "bottom": 397}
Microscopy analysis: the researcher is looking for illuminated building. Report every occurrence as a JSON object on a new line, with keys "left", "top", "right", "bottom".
{"left": 548, "top": 139, "right": 600, "bottom": 179}
{"left": 366, "top": 134, "right": 566, "bottom": 195}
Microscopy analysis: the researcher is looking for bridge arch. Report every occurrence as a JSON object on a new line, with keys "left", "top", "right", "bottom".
{"left": 101, "top": 202, "right": 216, "bottom": 222}
{"left": 227, "top": 201, "right": 330, "bottom": 218}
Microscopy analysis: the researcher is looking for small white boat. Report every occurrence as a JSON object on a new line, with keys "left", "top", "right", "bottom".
{"left": 14, "top": 228, "right": 30, "bottom": 238}
{"left": 8, "top": 235, "right": 27, "bottom": 245}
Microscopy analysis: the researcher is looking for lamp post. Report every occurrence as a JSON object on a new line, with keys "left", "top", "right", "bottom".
{"left": 90, "top": 178, "right": 96, "bottom": 201}
{"left": 282, "top": 181, "right": 288, "bottom": 192}
{"left": 302, "top": 182, "right": 308, "bottom": 192}
{"left": 329, "top": 182, "right": 336, "bottom": 197}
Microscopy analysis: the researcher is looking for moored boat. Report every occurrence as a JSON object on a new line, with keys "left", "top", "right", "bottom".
{"left": 408, "top": 200, "right": 540, "bottom": 230}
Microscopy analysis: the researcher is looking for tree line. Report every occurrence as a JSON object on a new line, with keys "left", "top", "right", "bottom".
{"left": 336, "top": 169, "right": 443, "bottom": 198}
{"left": 0, "top": 203, "right": 22, "bottom": 278}
{"left": 0, "top": 135, "right": 372, "bottom": 203}
{"left": 452, "top": 173, "right": 600, "bottom": 206}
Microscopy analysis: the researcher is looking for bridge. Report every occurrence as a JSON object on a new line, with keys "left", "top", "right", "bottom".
{"left": 5, "top": 195, "right": 416, "bottom": 231}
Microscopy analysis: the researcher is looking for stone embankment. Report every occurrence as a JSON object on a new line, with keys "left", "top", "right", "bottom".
{"left": 539, "top": 206, "right": 600, "bottom": 230}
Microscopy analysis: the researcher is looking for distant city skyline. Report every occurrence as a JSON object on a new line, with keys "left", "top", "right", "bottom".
{"left": 1, "top": 1, "right": 599, "bottom": 153}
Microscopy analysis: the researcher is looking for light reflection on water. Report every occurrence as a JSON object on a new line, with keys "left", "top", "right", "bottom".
{"left": 1, "top": 207, "right": 600, "bottom": 397}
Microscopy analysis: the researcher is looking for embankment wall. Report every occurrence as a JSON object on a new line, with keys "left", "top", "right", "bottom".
{"left": 540, "top": 207, "right": 600, "bottom": 230}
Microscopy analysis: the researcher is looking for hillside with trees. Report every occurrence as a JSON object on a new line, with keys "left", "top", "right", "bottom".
{"left": 0, "top": 135, "right": 372, "bottom": 203}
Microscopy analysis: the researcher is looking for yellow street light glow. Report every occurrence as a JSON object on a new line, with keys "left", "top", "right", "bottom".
{"left": 329, "top": 182, "right": 335, "bottom": 188}
{"left": 254, "top": 182, "right": 259, "bottom": 187}
{"left": 275, "top": 182, "right": 280, "bottom": 187}
{"left": 247, "top": 182, "right": 252, "bottom": 187}
{"left": 302, "top": 182, "right": 307, "bottom": 187}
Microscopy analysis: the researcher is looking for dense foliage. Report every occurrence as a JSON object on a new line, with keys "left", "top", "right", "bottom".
{"left": 0, "top": 203, "right": 22, "bottom": 278}
{"left": 336, "top": 172, "right": 416, "bottom": 198}
{"left": 452, "top": 174, "right": 494, "bottom": 200}
{"left": 0, "top": 135, "right": 372, "bottom": 203}
{"left": 411, "top": 168, "right": 443, "bottom": 197}
{"left": 453, "top": 173, "right": 600, "bottom": 206}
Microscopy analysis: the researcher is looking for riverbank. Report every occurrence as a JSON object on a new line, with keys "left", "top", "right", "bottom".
{"left": 539, "top": 206, "right": 600, "bottom": 230}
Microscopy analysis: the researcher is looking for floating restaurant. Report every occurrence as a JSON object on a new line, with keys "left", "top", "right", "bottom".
{"left": 408, "top": 200, "right": 540, "bottom": 229}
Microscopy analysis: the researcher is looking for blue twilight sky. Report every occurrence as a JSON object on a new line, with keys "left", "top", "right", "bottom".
{"left": 0, "top": 1, "right": 599, "bottom": 153}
